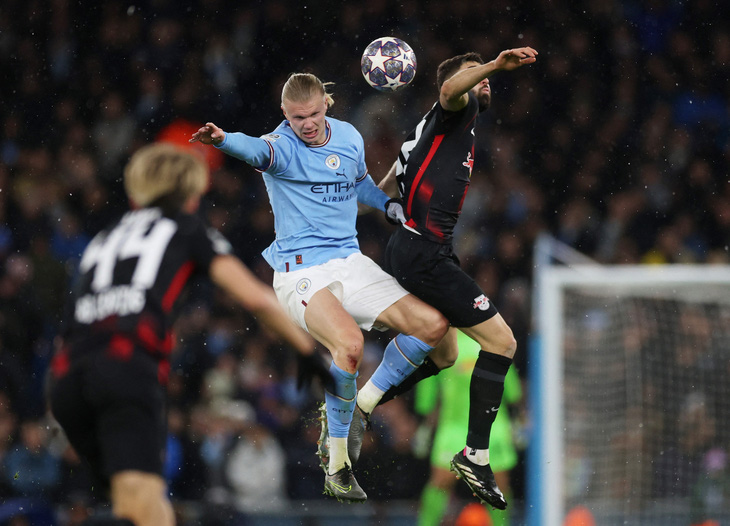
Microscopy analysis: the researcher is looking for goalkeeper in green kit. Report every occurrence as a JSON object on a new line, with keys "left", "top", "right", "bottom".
{"left": 415, "top": 331, "right": 522, "bottom": 526}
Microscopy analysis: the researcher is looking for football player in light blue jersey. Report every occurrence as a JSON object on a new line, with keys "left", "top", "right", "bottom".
{"left": 222, "top": 109, "right": 382, "bottom": 272}
{"left": 191, "top": 73, "right": 449, "bottom": 503}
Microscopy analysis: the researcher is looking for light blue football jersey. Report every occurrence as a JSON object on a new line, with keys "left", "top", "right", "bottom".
{"left": 217, "top": 117, "right": 389, "bottom": 272}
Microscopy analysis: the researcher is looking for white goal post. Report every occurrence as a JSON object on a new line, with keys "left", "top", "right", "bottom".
{"left": 528, "top": 260, "right": 730, "bottom": 526}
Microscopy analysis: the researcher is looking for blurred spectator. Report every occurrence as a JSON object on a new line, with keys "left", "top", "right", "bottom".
{"left": 91, "top": 91, "right": 136, "bottom": 174}
{"left": 2, "top": 418, "right": 61, "bottom": 499}
{"left": 165, "top": 405, "right": 206, "bottom": 502}
{"left": 0, "top": 392, "right": 18, "bottom": 500}
{"left": 691, "top": 448, "right": 730, "bottom": 525}
{"left": 225, "top": 408, "right": 288, "bottom": 513}
{"left": 194, "top": 400, "right": 248, "bottom": 504}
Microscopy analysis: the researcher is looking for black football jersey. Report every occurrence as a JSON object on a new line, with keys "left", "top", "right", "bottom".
{"left": 62, "top": 207, "right": 231, "bottom": 360}
{"left": 396, "top": 92, "right": 480, "bottom": 243}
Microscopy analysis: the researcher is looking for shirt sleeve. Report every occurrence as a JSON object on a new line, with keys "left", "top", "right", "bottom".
{"left": 355, "top": 174, "right": 390, "bottom": 211}
{"left": 435, "top": 92, "right": 479, "bottom": 133}
{"left": 216, "top": 132, "right": 273, "bottom": 171}
{"left": 181, "top": 214, "right": 233, "bottom": 273}
{"left": 349, "top": 121, "right": 388, "bottom": 210}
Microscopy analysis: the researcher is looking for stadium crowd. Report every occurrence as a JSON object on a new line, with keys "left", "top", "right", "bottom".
{"left": 0, "top": 0, "right": 728, "bottom": 524}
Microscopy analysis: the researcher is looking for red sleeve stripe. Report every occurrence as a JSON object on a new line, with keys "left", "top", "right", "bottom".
{"left": 406, "top": 134, "right": 444, "bottom": 217}
{"left": 162, "top": 261, "right": 195, "bottom": 312}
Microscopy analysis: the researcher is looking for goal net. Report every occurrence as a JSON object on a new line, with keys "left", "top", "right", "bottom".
{"left": 529, "top": 263, "right": 730, "bottom": 526}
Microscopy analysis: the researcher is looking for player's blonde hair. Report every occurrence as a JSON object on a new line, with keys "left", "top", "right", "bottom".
{"left": 281, "top": 73, "right": 334, "bottom": 108}
{"left": 124, "top": 143, "right": 208, "bottom": 210}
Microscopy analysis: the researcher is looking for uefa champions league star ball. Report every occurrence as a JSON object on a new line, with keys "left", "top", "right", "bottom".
{"left": 361, "top": 37, "right": 417, "bottom": 92}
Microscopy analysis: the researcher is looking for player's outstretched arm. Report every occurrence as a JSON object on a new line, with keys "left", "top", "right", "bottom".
{"left": 189, "top": 122, "right": 227, "bottom": 146}
{"left": 209, "top": 254, "right": 314, "bottom": 354}
{"left": 493, "top": 47, "right": 538, "bottom": 72}
{"left": 191, "top": 123, "right": 272, "bottom": 169}
{"left": 440, "top": 46, "right": 538, "bottom": 112}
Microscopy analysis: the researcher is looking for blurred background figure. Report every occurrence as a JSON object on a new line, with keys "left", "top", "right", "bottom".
{"left": 415, "top": 331, "right": 522, "bottom": 526}
{"left": 562, "top": 505, "right": 596, "bottom": 526}
{"left": 224, "top": 400, "right": 288, "bottom": 514}
{"left": 2, "top": 417, "right": 61, "bottom": 500}
{"left": 690, "top": 448, "right": 730, "bottom": 526}
{"left": 455, "top": 502, "right": 492, "bottom": 526}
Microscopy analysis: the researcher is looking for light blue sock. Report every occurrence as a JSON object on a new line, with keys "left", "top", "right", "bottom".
{"left": 325, "top": 362, "right": 358, "bottom": 438}
{"left": 370, "top": 334, "right": 432, "bottom": 393}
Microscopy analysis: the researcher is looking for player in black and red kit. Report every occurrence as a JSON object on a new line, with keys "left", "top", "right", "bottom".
{"left": 352, "top": 48, "right": 538, "bottom": 510}
{"left": 47, "top": 143, "right": 331, "bottom": 526}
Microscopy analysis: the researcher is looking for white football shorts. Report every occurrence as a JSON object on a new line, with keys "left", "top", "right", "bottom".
{"left": 272, "top": 252, "right": 409, "bottom": 332}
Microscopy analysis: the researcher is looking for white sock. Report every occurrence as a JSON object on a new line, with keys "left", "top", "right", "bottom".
{"left": 329, "top": 437, "right": 350, "bottom": 474}
{"left": 356, "top": 381, "right": 384, "bottom": 415}
{"left": 465, "top": 446, "right": 490, "bottom": 466}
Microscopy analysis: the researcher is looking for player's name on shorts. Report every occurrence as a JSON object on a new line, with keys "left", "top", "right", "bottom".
{"left": 75, "top": 285, "right": 146, "bottom": 324}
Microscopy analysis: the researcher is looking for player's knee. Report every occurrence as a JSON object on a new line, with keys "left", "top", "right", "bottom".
{"left": 477, "top": 322, "right": 517, "bottom": 359}
{"left": 499, "top": 329, "right": 517, "bottom": 359}
{"left": 333, "top": 331, "right": 364, "bottom": 373}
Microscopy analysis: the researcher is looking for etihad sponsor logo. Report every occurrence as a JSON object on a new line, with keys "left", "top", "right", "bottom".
{"left": 310, "top": 181, "right": 355, "bottom": 193}
{"left": 310, "top": 181, "right": 356, "bottom": 203}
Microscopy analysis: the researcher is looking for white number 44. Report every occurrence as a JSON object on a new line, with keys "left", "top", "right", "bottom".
{"left": 79, "top": 209, "right": 177, "bottom": 292}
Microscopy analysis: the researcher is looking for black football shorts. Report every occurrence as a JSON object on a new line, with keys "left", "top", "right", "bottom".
{"left": 383, "top": 226, "right": 499, "bottom": 327}
{"left": 49, "top": 349, "right": 166, "bottom": 487}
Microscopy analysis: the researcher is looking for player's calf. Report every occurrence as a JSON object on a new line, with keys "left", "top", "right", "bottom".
{"left": 111, "top": 471, "right": 174, "bottom": 526}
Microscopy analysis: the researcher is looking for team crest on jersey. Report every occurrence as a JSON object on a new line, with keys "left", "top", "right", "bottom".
{"left": 473, "top": 294, "right": 491, "bottom": 311}
{"left": 296, "top": 278, "right": 311, "bottom": 295}
{"left": 325, "top": 154, "right": 341, "bottom": 170}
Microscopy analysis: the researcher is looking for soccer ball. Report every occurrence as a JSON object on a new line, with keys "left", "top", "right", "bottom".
{"left": 361, "top": 37, "right": 417, "bottom": 92}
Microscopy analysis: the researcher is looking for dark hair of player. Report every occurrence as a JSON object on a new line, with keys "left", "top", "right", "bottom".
{"left": 436, "top": 52, "right": 484, "bottom": 89}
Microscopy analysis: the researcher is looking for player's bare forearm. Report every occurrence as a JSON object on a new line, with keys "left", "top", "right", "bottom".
{"left": 440, "top": 47, "right": 538, "bottom": 110}
{"left": 378, "top": 161, "right": 399, "bottom": 198}
{"left": 443, "top": 62, "right": 497, "bottom": 99}
{"left": 210, "top": 255, "right": 315, "bottom": 355}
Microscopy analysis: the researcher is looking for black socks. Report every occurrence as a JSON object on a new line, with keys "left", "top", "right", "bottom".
{"left": 466, "top": 350, "right": 513, "bottom": 449}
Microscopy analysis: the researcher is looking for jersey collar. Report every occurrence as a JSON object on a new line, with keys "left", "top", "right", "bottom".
{"left": 306, "top": 120, "right": 332, "bottom": 148}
